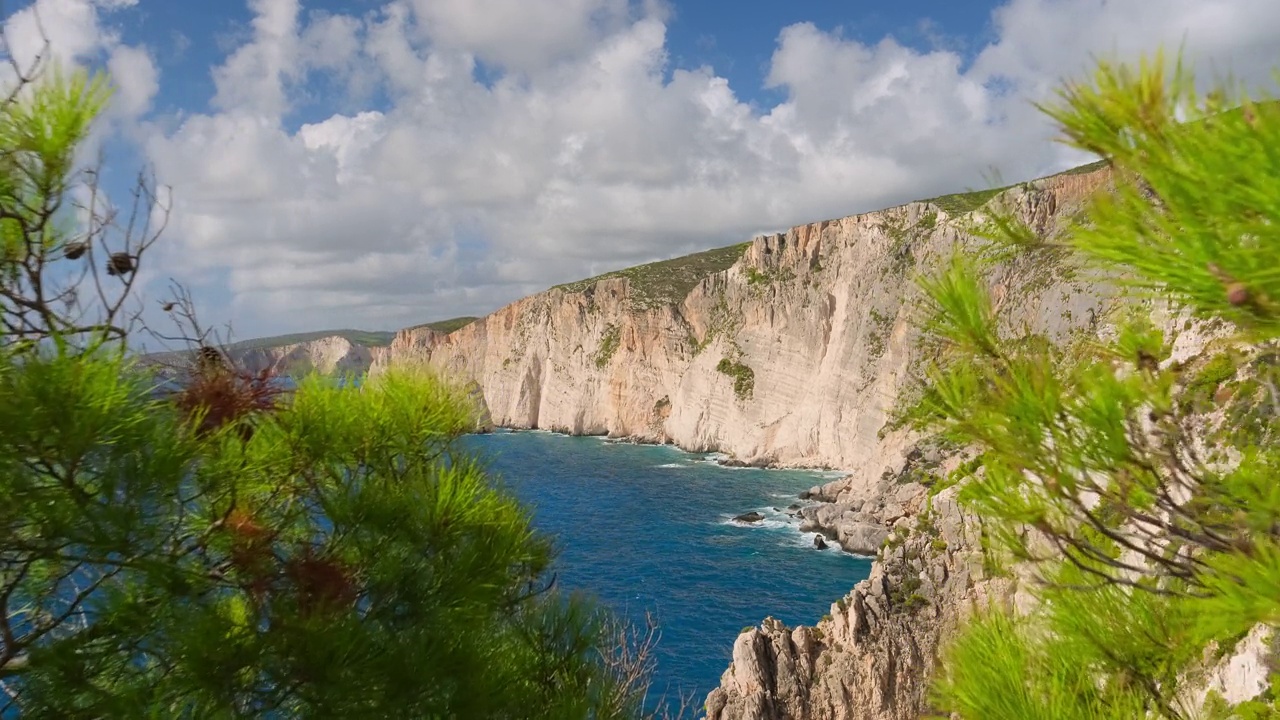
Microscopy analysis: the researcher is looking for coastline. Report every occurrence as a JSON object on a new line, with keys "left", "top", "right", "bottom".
{"left": 482, "top": 424, "right": 855, "bottom": 474}
{"left": 479, "top": 425, "right": 880, "bottom": 558}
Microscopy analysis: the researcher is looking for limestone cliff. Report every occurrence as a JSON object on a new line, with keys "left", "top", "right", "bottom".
{"left": 232, "top": 335, "right": 375, "bottom": 376}
{"left": 372, "top": 168, "right": 1111, "bottom": 488}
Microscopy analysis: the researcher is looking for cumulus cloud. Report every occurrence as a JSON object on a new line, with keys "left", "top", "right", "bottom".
{"left": 975, "top": 0, "right": 1280, "bottom": 93}
{"left": 10, "top": 0, "right": 1280, "bottom": 337}
{"left": 210, "top": 0, "right": 300, "bottom": 117}
{"left": 3, "top": 0, "right": 103, "bottom": 70}
{"left": 105, "top": 44, "right": 157, "bottom": 118}
{"left": 2, "top": 0, "right": 156, "bottom": 121}
{"left": 408, "top": 0, "right": 632, "bottom": 73}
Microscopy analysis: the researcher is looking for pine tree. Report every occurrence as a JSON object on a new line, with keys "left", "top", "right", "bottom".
{"left": 0, "top": 50, "right": 661, "bottom": 720}
{"left": 912, "top": 53, "right": 1280, "bottom": 718}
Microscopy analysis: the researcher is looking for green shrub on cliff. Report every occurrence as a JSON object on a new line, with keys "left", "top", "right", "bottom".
{"left": 910, "top": 52, "right": 1280, "bottom": 718}
{"left": 716, "top": 357, "right": 755, "bottom": 400}
{"left": 0, "top": 54, "right": 660, "bottom": 720}
{"left": 595, "top": 323, "right": 622, "bottom": 367}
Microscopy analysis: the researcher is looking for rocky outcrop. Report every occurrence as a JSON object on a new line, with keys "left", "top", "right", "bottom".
{"left": 708, "top": 452, "right": 1274, "bottom": 720}
{"left": 234, "top": 335, "right": 374, "bottom": 376}
{"left": 705, "top": 478, "right": 1017, "bottom": 720}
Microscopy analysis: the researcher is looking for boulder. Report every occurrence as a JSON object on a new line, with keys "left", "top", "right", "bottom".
{"left": 734, "top": 511, "right": 765, "bottom": 524}
{"left": 838, "top": 522, "right": 890, "bottom": 555}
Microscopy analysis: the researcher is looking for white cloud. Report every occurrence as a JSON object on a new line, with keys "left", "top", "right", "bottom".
{"left": 408, "top": 0, "right": 631, "bottom": 73}
{"left": 29, "top": 0, "right": 1280, "bottom": 337}
{"left": 3, "top": 0, "right": 101, "bottom": 70}
{"left": 2, "top": 0, "right": 156, "bottom": 121}
{"left": 210, "top": 0, "right": 300, "bottom": 117}
{"left": 106, "top": 44, "right": 157, "bottom": 118}
{"left": 973, "top": 0, "right": 1280, "bottom": 94}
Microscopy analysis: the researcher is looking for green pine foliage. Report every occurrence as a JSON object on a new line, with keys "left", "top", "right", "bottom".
{"left": 912, "top": 53, "right": 1280, "bottom": 718}
{"left": 0, "top": 62, "right": 661, "bottom": 719}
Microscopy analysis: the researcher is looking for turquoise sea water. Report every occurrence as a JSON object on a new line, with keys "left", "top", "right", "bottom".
{"left": 461, "top": 431, "right": 873, "bottom": 706}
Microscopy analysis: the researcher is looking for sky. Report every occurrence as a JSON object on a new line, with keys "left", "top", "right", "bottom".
{"left": 3, "top": 0, "right": 1280, "bottom": 340}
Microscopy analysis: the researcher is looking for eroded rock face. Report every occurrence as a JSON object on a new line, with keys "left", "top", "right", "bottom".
{"left": 372, "top": 169, "right": 1113, "bottom": 485}
{"left": 706, "top": 481, "right": 1016, "bottom": 720}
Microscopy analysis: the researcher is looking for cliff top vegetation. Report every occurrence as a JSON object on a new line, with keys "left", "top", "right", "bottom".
{"left": 549, "top": 159, "right": 1114, "bottom": 312}
{"left": 403, "top": 315, "right": 479, "bottom": 335}
{"left": 554, "top": 241, "right": 751, "bottom": 309}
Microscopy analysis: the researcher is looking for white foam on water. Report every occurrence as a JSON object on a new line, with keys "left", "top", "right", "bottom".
{"left": 721, "top": 516, "right": 790, "bottom": 531}
{"left": 655, "top": 463, "right": 688, "bottom": 469}
{"left": 698, "top": 459, "right": 753, "bottom": 470}
{"left": 716, "top": 506, "right": 865, "bottom": 558}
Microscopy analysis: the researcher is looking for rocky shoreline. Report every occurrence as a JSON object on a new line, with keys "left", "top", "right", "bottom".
{"left": 704, "top": 475, "right": 1005, "bottom": 720}
{"left": 491, "top": 426, "right": 891, "bottom": 566}
{"left": 509, "top": 425, "right": 941, "bottom": 561}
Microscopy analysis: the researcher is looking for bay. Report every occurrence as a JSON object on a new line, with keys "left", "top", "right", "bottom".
{"left": 462, "top": 430, "right": 873, "bottom": 706}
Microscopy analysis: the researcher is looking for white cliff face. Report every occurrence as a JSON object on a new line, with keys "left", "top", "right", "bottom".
{"left": 372, "top": 168, "right": 1113, "bottom": 493}
{"left": 235, "top": 335, "right": 375, "bottom": 376}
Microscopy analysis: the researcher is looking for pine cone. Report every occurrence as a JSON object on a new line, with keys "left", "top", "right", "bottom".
{"left": 106, "top": 253, "right": 135, "bottom": 276}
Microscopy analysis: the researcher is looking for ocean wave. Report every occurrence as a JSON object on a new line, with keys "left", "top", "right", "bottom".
{"left": 655, "top": 463, "right": 688, "bottom": 469}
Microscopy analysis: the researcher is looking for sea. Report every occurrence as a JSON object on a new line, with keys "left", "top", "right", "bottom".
{"left": 460, "top": 430, "right": 873, "bottom": 708}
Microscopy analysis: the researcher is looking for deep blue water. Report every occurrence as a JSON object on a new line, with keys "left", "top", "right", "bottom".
{"left": 461, "top": 431, "right": 872, "bottom": 706}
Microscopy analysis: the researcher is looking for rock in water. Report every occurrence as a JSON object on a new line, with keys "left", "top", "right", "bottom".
{"left": 733, "top": 511, "right": 764, "bottom": 524}
{"left": 813, "top": 535, "right": 828, "bottom": 550}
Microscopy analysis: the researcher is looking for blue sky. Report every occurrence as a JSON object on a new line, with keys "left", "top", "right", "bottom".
{"left": 100, "top": 1, "right": 1007, "bottom": 132}
{"left": 109, "top": 2, "right": 1003, "bottom": 117}
{"left": 3, "top": 0, "right": 1279, "bottom": 339}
